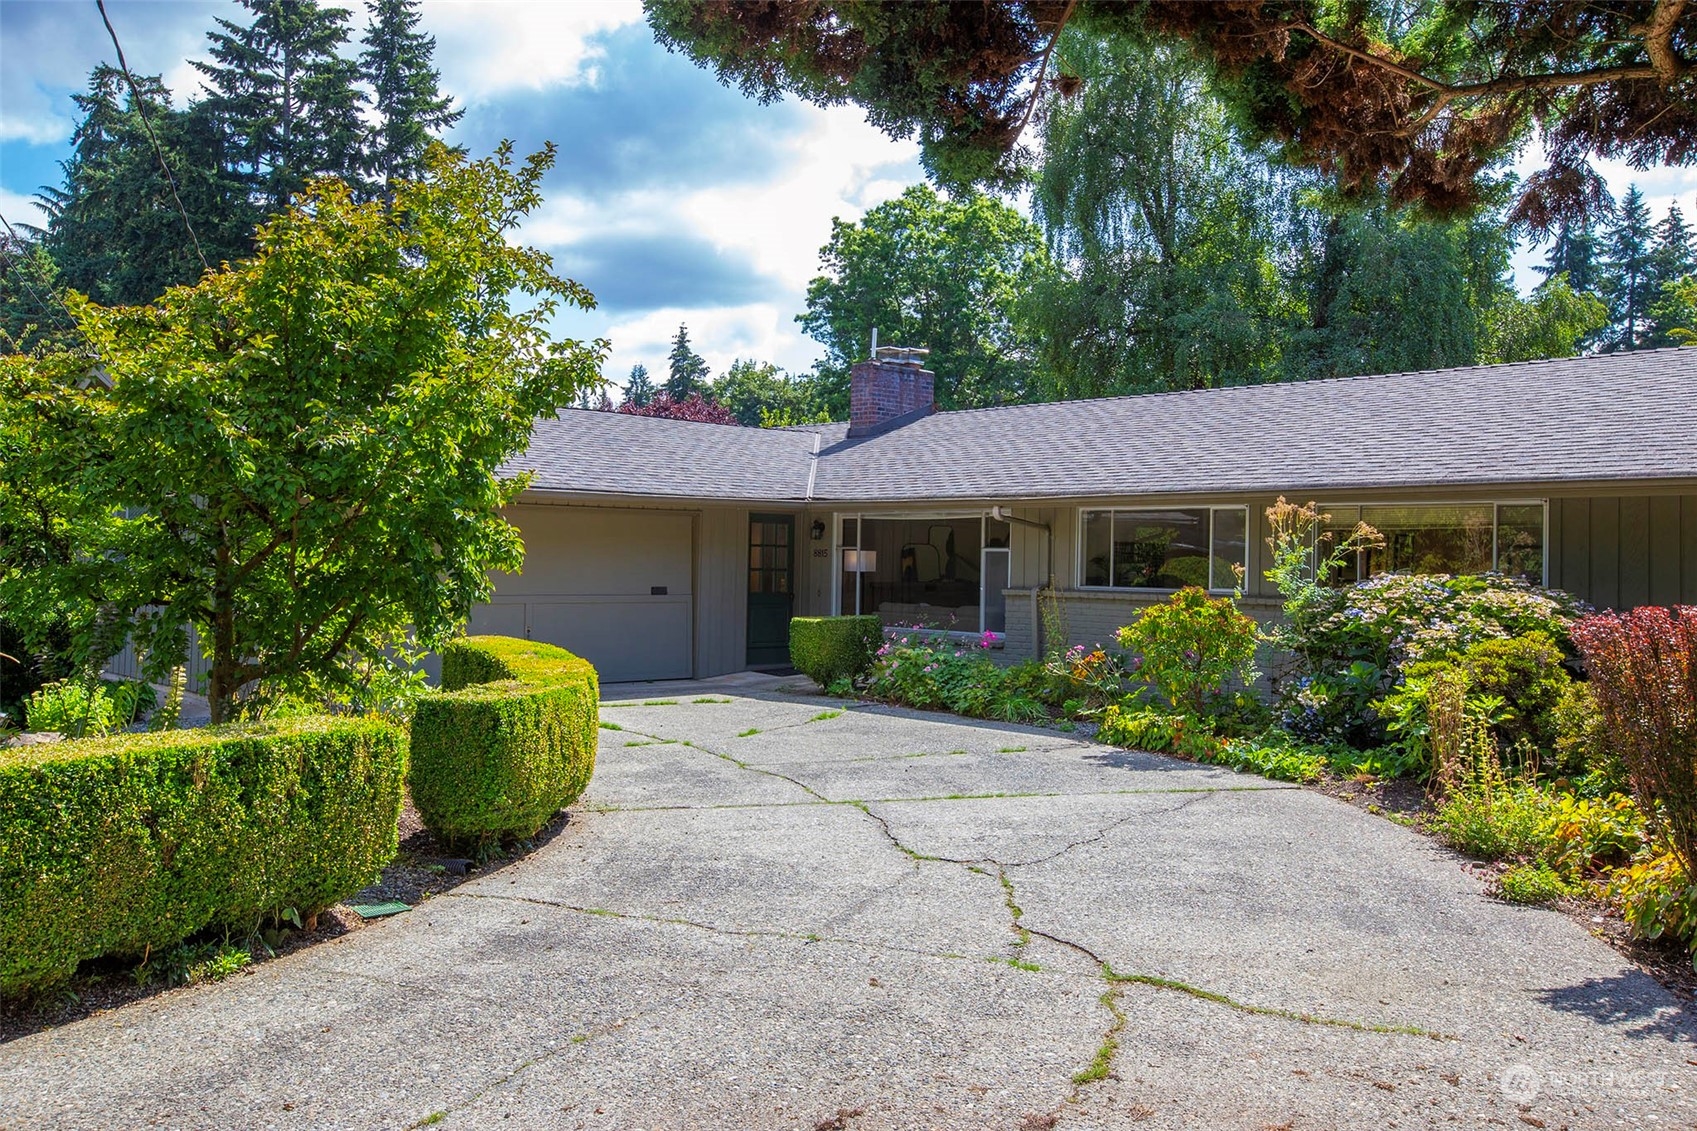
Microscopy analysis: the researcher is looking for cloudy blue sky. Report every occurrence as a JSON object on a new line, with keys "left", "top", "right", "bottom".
{"left": 2, "top": 0, "right": 1693, "bottom": 390}
{"left": 0, "top": 0, "right": 924, "bottom": 385}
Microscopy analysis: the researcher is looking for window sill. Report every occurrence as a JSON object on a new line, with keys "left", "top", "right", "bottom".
{"left": 881, "top": 626, "right": 1004, "bottom": 649}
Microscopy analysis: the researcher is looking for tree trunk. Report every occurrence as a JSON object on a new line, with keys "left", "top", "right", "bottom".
{"left": 207, "top": 539, "right": 237, "bottom": 725}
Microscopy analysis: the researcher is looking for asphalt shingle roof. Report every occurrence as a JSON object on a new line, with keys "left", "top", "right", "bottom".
{"left": 514, "top": 409, "right": 819, "bottom": 501}
{"left": 516, "top": 348, "right": 1697, "bottom": 504}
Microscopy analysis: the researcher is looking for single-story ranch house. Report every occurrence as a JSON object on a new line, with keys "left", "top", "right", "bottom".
{"left": 480, "top": 346, "right": 1697, "bottom": 684}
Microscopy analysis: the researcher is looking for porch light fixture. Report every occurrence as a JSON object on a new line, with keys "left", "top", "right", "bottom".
{"left": 842, "top": 549, "right": 878, "bottom": 572}
{"left": 811, "top": 520, "right": 826, "bottom": 541}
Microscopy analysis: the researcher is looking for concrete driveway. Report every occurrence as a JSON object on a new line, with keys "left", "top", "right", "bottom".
{"left": 2, "top": 680, "right": 1692, "bottom": 1129}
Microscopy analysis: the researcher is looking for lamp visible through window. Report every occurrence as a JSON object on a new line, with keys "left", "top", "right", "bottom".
{"left": 842, "top": 549, "right": 878, "bottom": 572}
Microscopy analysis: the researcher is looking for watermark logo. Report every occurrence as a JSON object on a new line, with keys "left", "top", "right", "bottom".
{"left": 1500, "top": 1064, "right": 1541, "bottom": 1103}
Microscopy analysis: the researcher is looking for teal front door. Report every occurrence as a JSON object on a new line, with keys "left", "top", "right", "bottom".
{"left": 747, "top": 514, "right": 794, "bottom": 667}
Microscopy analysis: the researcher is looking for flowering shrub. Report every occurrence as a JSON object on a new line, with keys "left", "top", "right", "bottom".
{"left": 1294, "top": 573, "right": 1585, "bottom": 678}
{"left": 1115, "top": 587, "right": 1258, "bottom": 719}
{"left": 1277, "top": 574, "right": 1585, "bottom": 746}
{"left": 864, "top": 631, "right": 1047, "bottom": 722}
{"left": 1571, "top": 606, "right": 1697, "bottom": 875}
{"left": 1043, "top": 644, "right": 1139, "bottom": 715}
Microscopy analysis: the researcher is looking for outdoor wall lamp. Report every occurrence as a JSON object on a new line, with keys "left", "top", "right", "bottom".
{"left": 811, "top": 520, "right": 826, "bottom": 541}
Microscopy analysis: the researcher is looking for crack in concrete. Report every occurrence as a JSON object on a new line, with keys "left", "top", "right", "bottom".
{"left": 849, "top": 798, "right": 1456, "bottom": 1103}
{"left": 850, "top": 794, "right": 1204, "bottom": 871}
{"left": 399, "top": 1007, "right": 649, "bottom": 1129}
{"left": 448, "top": 890, "right": 1039, "bottom": 972}
{"left": 615, "top": 725, "right": 830, "bottom": 803}
{"left": 601, "top": 710, "right": 1450, "bottom": 1111}
{"left": 583, "top": 784, "right": 1283, "bottom": 816}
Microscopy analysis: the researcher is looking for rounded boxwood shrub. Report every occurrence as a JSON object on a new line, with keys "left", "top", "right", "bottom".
{"left": 790, "top": 615, "right": 883, "bottom": 687}
{"left": 409, "top": 635, "right": 598, "bottom": 844}
{"left": 0, "top": 716, "right": 406, "bottom": 995}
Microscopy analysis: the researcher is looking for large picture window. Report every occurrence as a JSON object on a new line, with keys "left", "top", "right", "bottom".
{"left": 1322, "top": 502, "right": 1546, "bottom": 585}
{"left": 836, "top": 512, "right": 1012, "bottom": 634}
{"left": 1079, "top": 507, "right": 1247, "bottom": 592}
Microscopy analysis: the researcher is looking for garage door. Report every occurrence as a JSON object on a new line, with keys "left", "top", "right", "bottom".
{"left": 469, "top": 506, "right": 693, "bottom": 683}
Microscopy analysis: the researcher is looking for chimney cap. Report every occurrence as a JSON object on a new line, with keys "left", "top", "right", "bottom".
{"left": 873, "top": 345, "right": 930, "bottom": 365}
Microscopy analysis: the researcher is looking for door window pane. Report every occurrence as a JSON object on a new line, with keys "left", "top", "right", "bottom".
{"left": 982, "top": 550, "right": 1009, "bottom": 632}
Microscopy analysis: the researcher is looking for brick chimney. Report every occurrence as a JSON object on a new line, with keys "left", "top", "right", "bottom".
{"left": 848, "top": 346, "right": 935, "bottom": 437}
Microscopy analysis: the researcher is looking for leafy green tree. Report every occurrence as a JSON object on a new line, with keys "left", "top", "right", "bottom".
{"left": 799, "top": 184, "right": 1050, "bottom": 410}
{"left": 1284, "top": 199, "right": 1507, "bottom": 380}
{"left": 665, "top": 324, "right": 710, "bottom": 400}
{"left": 1025, "top": 31, "right": 1528, "bottom": 393}
{"left": 711, "top": 358, "right": 826, "bottom": 426}
{"left": 39, "top": 66, "right": 250, "bottom": 307}
{"left": 1478, "top": 274, "right": 1610, "bottom": 364}
{"left": 647, "top": 1, "right": 1697, "bottom": 224}
{"left": 0, "top": 145, "right": 604, "bottom": 723}
{"left": 0, "top": 232, "right": 75, "bottom": 353}
{"left": 622, "top": 362, "right": 656, "bottom": 407}
{"left": 195, "top": 0, "right": 368, "bottom": 211}
{"left": 360, "top": 0, "right": 462, "bottom": 194}
{"left": 1599, "top": 185, "right": 1657, "bottom": 351}
{"left": 1655, "top": 277, "right": 1697, "bottom": 345}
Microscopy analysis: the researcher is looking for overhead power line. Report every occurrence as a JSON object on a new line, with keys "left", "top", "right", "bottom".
{"left": 94, "top": 0, "right": 209, "bottom": 273}
{"left": 0, "top": 209, "right": 76, "bottom": 331}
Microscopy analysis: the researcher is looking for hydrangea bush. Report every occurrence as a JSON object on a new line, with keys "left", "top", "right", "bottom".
{"left": 1280, "top": 573, "right": 1587, "bottom": 745}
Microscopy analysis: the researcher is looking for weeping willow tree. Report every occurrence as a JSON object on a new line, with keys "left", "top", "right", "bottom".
{"left": 1027, "top": 31, "right": 1563, "bottom": 397}
{"left": 1029, "top": 36, "right": 1296, "bottom": 397}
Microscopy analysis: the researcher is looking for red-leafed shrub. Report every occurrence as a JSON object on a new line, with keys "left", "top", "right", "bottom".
{"left": 1571, "top": 606, "right": 1697, "bottom": 871}
{"left": 616, "top": 392, "right": 740, "bottom": 425}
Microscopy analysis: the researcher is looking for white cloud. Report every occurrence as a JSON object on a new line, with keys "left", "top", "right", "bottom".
{"left": 0, "top": 1, "right": 218, "bottom": 143}
{"left": 675, "top": 105, "right": 920, "bottom": 293}
{"left": 421, "top": 0, "right": 643, "bottom": 104}
{"left": 0, "top": 186, "right": 48, "bottom": 232}
{"left": 518, "top": 101, "right": 922, "bottom": 385}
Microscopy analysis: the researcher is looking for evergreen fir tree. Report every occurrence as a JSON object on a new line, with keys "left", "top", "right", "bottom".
{"left": 1599, "top": 185, "right": 1656, "bottom": 351}
{"left": 666, "top": 325, "right": 710, "bottom": 400}
{"left": 1534, "top": 218, "right": 1604, "bottom": 295}
{"left": 622, "top": 363, "right": 657, "bottom": 408}
{"left": 1647, "top": 202, "right": 1696, "bottom": 348}
{"left": 359, "top": 0, "right": 462, "bottom": 193}
{"left": 195, "top": 0, "right": 368, "bottom": 211}
{"left": 41, "top": 66, "right": 250, "bottom": 306}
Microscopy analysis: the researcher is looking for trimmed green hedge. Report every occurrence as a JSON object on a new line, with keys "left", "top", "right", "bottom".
{"left": 791, "top": 616, "right": 884, "bottom": 687}
{"left": 1, "top": 716, "right": 406, "bottom": 995}
{"left": 410, "top": 635, "right": 598, "bottom": 843}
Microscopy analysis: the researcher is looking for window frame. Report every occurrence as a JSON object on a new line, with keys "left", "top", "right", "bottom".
{"left": 1316, "top": 498, "right": 1550, "bottom": 586}
{"left": 1074, "top": 505, "right": 1250, "bottom": 595}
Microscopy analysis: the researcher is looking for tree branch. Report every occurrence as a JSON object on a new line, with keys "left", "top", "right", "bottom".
{"left": 1291, "top": 19, "right": 1672, "bottom": 108}
{"left": 1636, "top": 0, "right": 1689, "bottom": 84}
{"left": 1012, "top": 0, "right": 1079, "bottom": 148}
